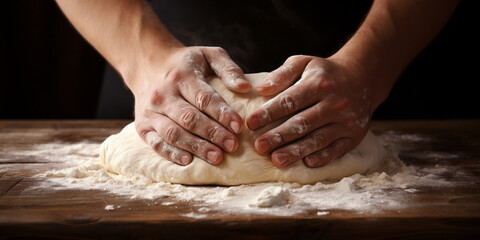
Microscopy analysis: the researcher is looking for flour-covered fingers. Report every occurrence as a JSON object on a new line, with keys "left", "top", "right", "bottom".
{"left": 255, "top": 55, "right": 311, "bottom": 96}
{"left": 253, "top": 102, "right": 336, "bottom": 155}
{"left": 202, "top": 47, "right": 250, "bottom": 93}
{"left": 246, "top": 82, "right": 321, "bottom": 131}
{"left": 270, "top": 124, "right": 342, "bottom": 168}
{"left": 178, "top": 76, "right": 244, "bottom": 134}
{"left": 142, "top": 130, "right": 192, "bottom": 166}
{"left": 150, "top": 115, "right": 225, "bottom": 165}
{"left": 303, "top": 138, "right": 354, "bottom": 168}
{"left": 164, "top": 100, "right": 238, "bottom": 155}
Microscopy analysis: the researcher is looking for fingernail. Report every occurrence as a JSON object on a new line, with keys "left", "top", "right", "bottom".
{"left": 305, "top": 156, "right": 318, "bottom": 167}
{"left": 255, "top": 85, "right": 266, "bottom": 92}
{"left": 273, "top": 152, "right": 289, "bottom": 167}
{"left": 256, "top": 139, "right": 270, "bottom": 153}
{"left": 248, "top": 117, "right": 260, "bottom": 130}
{"left": 235, "top": 77, "right": 246, "bottom": 83}
{"left": 180, "top": 155, "right": 191, "bottom": 165}
{"left": 257, "top": 79, "right": 273, "bottom": 89}
{"left": 235, "top": 78, "right": 251, "bottom": 92}
{"left": 230, "top": 121, "right": 240, "bottom": 133}
{"left": 207, "top": 151, "right": 219, "bottom": 164}
{"left": 223, "top": 138, "right": 235, "bottom": 152}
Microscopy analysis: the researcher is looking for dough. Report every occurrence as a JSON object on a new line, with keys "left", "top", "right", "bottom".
{"left": 100, "top": 73, "right": 387, "bottom": 185}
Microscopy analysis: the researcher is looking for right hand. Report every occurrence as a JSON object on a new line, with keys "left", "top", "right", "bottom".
{"left": 130, "top": 46, "right": 251, "bottom": 166}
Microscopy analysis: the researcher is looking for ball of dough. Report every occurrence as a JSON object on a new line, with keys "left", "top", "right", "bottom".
{"left": 100, "top": 73, "right": 387, "bottom": 185}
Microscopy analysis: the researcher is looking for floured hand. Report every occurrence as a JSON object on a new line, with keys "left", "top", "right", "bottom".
{"left": 246, "top": 56, "right": 373, "bottom": 168}
{"left": 132, "top": 46, "right": 251, "bottom": 166}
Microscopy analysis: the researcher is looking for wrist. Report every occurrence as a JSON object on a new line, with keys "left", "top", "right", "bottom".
{"left": 117, "top": 35, "right": 184, "bottom": 95}
{"left": 328, "top": 52, "right": 395, "bottom": 116}
{"left": 103, "top": 2, "right": 184, "bottom": 94}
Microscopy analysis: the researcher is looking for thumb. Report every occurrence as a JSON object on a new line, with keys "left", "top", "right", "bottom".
{"left": 202, "top": 47, "right": 251, "bottom": 93}
{"left": 256, "top": 55, "right": 311, "bottom": 96}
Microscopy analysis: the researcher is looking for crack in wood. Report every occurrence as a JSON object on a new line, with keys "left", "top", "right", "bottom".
{"left": 0, "top": 177, "right": 23, "bottom": 198}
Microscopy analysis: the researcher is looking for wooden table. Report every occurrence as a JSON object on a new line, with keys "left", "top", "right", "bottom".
{"left": 1, "top": 120, "right": 479, "bottom": 239}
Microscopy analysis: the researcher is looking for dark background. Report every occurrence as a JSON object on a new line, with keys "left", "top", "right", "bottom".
{"left": 1, "top": 0, "right": 478, "bottom": 120}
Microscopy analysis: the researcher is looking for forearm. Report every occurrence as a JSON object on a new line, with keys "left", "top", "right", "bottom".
{"left": 331, "top": 0, "right": 459, "bottom": 112}
{"left": 55, "top": 0, "right": 182, "bottom": 91}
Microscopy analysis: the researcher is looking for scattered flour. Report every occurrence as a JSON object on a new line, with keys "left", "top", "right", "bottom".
{"left": 15, "top": 139, "right": 457, "bottom": 217}
{"left": 249, "top": 186, "right": 291, "bottom": 208}
{"left": 316, "top": 211, "right": 329, "bottom": 216}
{"left": 104, "top": 205, "right": 115, "bottom": 211}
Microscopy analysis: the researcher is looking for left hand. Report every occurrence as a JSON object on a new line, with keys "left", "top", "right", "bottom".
{"left": 246, "top": 55, "right": 373, "bottom": 168}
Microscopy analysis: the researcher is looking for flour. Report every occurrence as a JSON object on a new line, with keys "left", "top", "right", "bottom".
{"left": 104, "top": 205, "right": 115, "bottom": 211}
{"left": 316, "top": 211, "right": 329, "bottom": 216}
{"left": 17, "top": 134, "right": 458, "bottom": 217}
{"left": 249, "top": 186, "right": 291, "bottom": 208}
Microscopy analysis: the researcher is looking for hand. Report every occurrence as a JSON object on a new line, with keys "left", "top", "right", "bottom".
{"left": 132, "top": 46, "right": 251, "bottom": 166}
{"left": 246, "top": 55, "right": 373, "bottom": 168}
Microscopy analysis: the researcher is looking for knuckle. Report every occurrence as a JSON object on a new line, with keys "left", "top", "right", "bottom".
{"left": 289, "top": 145, "right": 302, "bottom": 157}
{"left": 188, "top": 140, "right": 210, "bottom": 158}
{"left": 271, "top": 132, "right": 283, "bottom": 144}
{"left": 313, "top": 104, "right": 324, "bottom": 120}
{"left": 212, "top": 46, "right": 227, "bottom": 55}
{"left": 332, "top": 98, "right": 350, "bottom": 112}
{"left": 195, "top": 90, "right": 213, "bottom": 111}
{"left": 185, "top": 48, "right": 203, "bottom": 59}
{"left": 278, "top": 65, "right": 294, "bottom": 75}
{"left": 184, "top": 49, "right": 206, "bottom": 72}
{"left": 149, "top": 90, "right": 165, "bottom": 106}
{"left": 222, "top": 64, "right": 240, "bottom": 73}
{"left": 191, "top": 142, "right": 199, "bottom": 152}
{"left": 206, "top": 125, "right": 221, "bottom": 142}
{"left": 150, "top": 137, "right": 164, "bottom": 152}
{"left": 280, "top": 95, "right": 296, "bottom": 112}
{"left": 260, "top": 107, "right": 272, "bottom": 122}
{"left": 180, "top": 109, "right": 200, "bottom": 130}
{"left": 314, "top": 77, "right": 336, "bottom": 93}
{"left": 164, "top": 126, "right": 181, "bottom": 144}
{"left": 303, "top": 67, "right": 325, "bottom": 79}
{"left": 287, "top": 55, "right": 305, "bottom": 62}
{"left": 195, "top": 140, "right": 211, "bottom": 154}
{"left": 164, "top": 70, "right": 183, "bottom": 84}
{"left": 155, "top": 140, "right": 180, "bottom": 161}
{"left": 342, "top": 111, "right": 358, "bottom": 127}
{"left": 168, "top": 148, "right": 181, "bottom": 162}
{"left": 217, "top": 103, "right": 233, "bottom": 123}
{"left": 134, "top": 123, "right": 149, "bottom": 140}
{"left": 292, "top": 116, "right": 310, "bottom": 135}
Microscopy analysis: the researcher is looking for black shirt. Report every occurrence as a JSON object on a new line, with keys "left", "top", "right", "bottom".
{"left": 96, "top": 0, "right": 373, "bottom": 119}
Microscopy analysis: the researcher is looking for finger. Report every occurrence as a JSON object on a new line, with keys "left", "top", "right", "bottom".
{"left": 142, "top": 130, "right": 193, "bottom": 166}
{"left": 177, "top": 74, "right": 244, "bottom": 134}
{"left": 303, "top": 138, "right": 354, "bottom": 168}
{"left": 255, "top": 55, "right": 311, "bottom": 96}
{"left": 151, "top": 114, "right": 225, "bottom": 165}
{"left": 254, "top": 101, "right": 336, "bottom": 155}
{"left": 202, "top": 47, "right": 251, "bottom": 93}
{"left": 247, "top": 63, "right": 334, "bottom": 131}
{"left": 270, "top": 124, "right": 342, "bottom": 168}
{"left": 163, "top": 99, "right": 239, "bottom": 155}
{"left": 246, "top": 82, "right": 318, "bottom": 131}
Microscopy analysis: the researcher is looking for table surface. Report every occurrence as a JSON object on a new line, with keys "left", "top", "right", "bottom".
{"left": 0, "top": 120, "right": 479, "bottom": 239}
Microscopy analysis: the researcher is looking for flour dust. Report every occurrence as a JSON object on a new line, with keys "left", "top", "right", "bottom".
{"left": 15, "top": 135, "right": 456, "bottom": 217}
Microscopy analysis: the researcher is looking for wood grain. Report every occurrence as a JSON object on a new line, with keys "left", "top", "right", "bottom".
{"left": 0, "top": 120, "right": 479, "bottom": 239}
